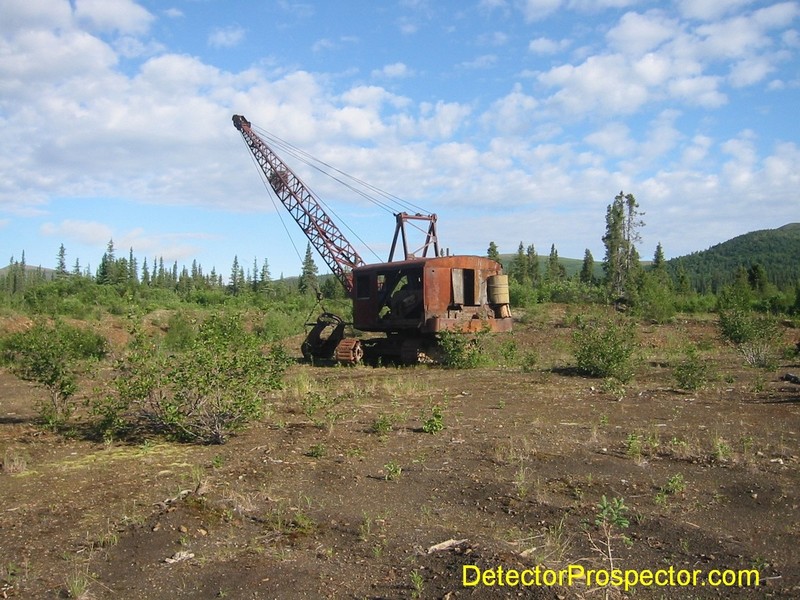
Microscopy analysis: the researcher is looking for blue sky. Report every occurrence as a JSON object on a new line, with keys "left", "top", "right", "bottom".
{"left": 1, "top": 0, "right": 798, "bottom": 280}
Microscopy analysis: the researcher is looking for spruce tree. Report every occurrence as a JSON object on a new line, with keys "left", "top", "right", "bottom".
{"left": 56, "top": 244, "right": 67, "bottom": 277}
{"left": 141, "top": 258, "right": 151, "bottom": 286}
{"left": 545, "top": 244, "right": 566, "bottom": 282}
{"left": 510, "top": 242, "right": 529, "bottom": 286}
{"left": 579, "top": 249, "right": 595, "bottom": 284}
{"left": 298, "top": 244, "right": 319, "bottom": 295}
{"left": 97, "top": 239, "right": 115, "bottom": 284}
{"left": 487, "top": 241, "right": 500, "bottom": 262}
{"left": 230, "top": 256, "right": 242, "bottom": 295}
{"left": 602, "top": 191, "right": 644, "bottom": 300}
{"left": 526, "top": 244, "right": 539, "bottom": 285}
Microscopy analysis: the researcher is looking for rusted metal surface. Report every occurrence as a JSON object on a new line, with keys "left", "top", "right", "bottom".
{"left": 352, "top": 255, "right": 512, "bottom": 335}
{"left": 334, "top": 338, "right": 364, "bottom": 364}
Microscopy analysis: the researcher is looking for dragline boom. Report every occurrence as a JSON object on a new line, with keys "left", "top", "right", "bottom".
{"left": 232, "top": 114, "right": 365, "bottom": 294}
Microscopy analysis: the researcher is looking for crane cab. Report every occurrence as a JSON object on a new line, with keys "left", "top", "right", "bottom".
{"left": 352, "top": 255, "right": 512, "bottom": 335}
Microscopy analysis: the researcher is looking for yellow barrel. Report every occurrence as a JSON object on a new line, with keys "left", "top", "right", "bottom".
{"left": 487, "top": 274, "right": 510, "bottom": 305}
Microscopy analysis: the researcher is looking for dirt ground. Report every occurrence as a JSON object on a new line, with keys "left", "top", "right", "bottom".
{"left": 1, "top": 306, "right": 799, "bottom": 599}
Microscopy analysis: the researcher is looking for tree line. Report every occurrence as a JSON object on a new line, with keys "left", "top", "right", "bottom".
{"left": 3, "top": 192, "right": 799, "bottom": 319}
{"left": 488, "top": 192, "right": 800, "bottom": 319}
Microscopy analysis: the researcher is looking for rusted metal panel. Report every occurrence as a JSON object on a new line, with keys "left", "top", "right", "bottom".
{"left": 351, "top": 255, "right": 512, "bottom": 334}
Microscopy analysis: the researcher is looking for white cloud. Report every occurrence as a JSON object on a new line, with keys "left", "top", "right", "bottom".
{"left": 728, "top": 55, "right": 777, "bottom": 87}
{"left": 520, "top": 0, "right": 563, "bottom": 22}
{"left": 481, "top": 84, "right": 540, "bottom": 135}
{"left": 528, "top": 36, "right": 570, "bottom": 54}
{"left": 478, "top": 31, "right": 510, "bottom": 46}
{"left": 677, "top": 0, "right": 753, "bottom": 21}
{"left": 607, "top": 11, "right": 679, "bottom": 55}
{"left": 371, "top": 62, "right": 414, "bottom": 78}
{"left": 538, "top": 55, "right": 651, "bottom": 115}
{"left": 208, "top": 26, "right": 246, "bottom": 49}
{"left": 584, "top": 122, "right": 635, "bottom": 157}
{"left": 668, "top": 75, "right": 727, "bottom": 106}
{"left": 41, "top": 220, "right": 114, "bottom": 246}
{"left": 681, "top": 134, "right": 714, "bottom": 165}
{"left": 74, "top": 0, "right": 155, "bottom": 35}
{"left": 0, "top": 0, "right": 72, "bottom": 33}
{"left": 0, "top": 0, "right": 797, "bottom": 271}
{"left": 459, "top": 54, "right": 498, "bottom": 69}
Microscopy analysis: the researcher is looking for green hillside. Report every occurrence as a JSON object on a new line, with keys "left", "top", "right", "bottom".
{"left": 666, "top": 223, "right": 800, "bottom": 292}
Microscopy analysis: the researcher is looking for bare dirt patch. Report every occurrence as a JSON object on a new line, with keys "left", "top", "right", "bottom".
{"left": 1, "top": 308, "right": 799, "bottom": 599}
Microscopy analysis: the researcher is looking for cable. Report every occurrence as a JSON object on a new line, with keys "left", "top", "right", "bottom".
{"left": 252, "top": 125, "right": 431, "bottom": 216}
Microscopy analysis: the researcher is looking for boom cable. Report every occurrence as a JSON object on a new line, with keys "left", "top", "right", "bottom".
{"left": 251, "top": 125, "right": 431, "bottom": 216}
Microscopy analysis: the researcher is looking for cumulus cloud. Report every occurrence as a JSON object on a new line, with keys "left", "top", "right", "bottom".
{"left": 459, "top": 54, "right": 498, "bottom": 69}
{"left": 528, "top": 36, "right": 570, "bottom": 54}
{"left": 606, "top": 11, "right": 678, "bottom": 55}
{"left": 371, "top": 62, "right": 415, "bottom": 78}
{"left": 208, "top": 26, "right": 246, "bottom": 49}
{"left": 677, "top": 0, "right": 759, "bottom": 21}
{"left": 520, "top": 0, "right": 563, "bottom": 22}
{"left": 74, "top": 0, "right": 155, "bottom": 35}
{"left": 0, "top": 0, "right": 797, "bottom": 270}
{"left": 40, "top": 220, "right": 114, "bottom": 246}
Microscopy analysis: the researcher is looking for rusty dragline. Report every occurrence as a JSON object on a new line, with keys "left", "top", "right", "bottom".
{"left": 232, "top": 114, "right": 512, "bottom": 364}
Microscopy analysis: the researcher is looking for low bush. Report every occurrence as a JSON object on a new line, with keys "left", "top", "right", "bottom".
{"left": 572, "top": 317, "right": 638, "bottom": 382}
{"left": 673, "top": 344, "right": 710, "bottom": 391}
{"left": 94, "top": 313, "right": 291, "bottom": 444}
{"left": 437, "top": 328, "right": 490, "bottom": 369}
{"left": 1, "top": 320, "right": 107, "bottom": 428}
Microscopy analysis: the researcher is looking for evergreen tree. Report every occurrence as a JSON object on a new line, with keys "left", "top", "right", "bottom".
{"left": 72, "top": 257, "right": 81, "bottom": 277}
{"left": 56, "top": 244, "right": 67, "bottom": 277}
{"left": 141, "top": 257, "right": 151, "bottom": 286}
{"left": 230, "top": 256, "right": 242, "bottom": 295}
{"left": 487, "top": 241, "right": 500, "bottom": 262}
{"left": 650, "top": 242, "right": 670, "bottom": 286}
{"left": 510, "top": 242, "right": 529, "bottom": 286}
{"left": 526, "top": 244, "right": 539, "bottom": 285}
{"left": 652, "top": 242, "right": 666, "bottom": 271}
{"left": 747, "top": 263, "right": 769, "bottom": 295}
{"left": 579, "top": 249, "right": 595, "bottom": 284}
{"left": 545, "top": 244, "right": 566, "bottom": 282}
{"left": 128, "top": 248, "right": 138, "bottom": 284}
{"left": 156, "top": 257, "right": 166, "bottom": 287}
{"left": 298, "top": 244, "right": 319, "bottom": 295}
{"left": 602, "top": 191, "right": 644, "bottom": 300}
{"left": 793, "top": 281, "right": 800, "bottom": 315}
{"left": 675, "top": 263, "right": 691, "bottom": 296}
{"left": 258, "top": 258, "right": 272, "bottom": 294}
{"left": 97, "top": 239, "right": 115, "bottom": 284}
{"left": 251, "top": 257, "right": 260, "bottom": 292}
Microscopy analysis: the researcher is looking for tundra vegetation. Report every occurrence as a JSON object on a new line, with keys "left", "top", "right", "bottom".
{"left": 1, "top": 206, "right": 799, "bottom": 598}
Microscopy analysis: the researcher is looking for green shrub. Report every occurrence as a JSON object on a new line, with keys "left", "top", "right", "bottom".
{"left": 673, "top": 345, "right": 710, "bottom": 391}
{"left": 636, "top": 276, "right": 676, "bottom": 324}
{"left": 572, "top": 318, "right": 638, "bottom": 382}
{"left": 96, "top": 313, "right": 290, "bottom": 444}
{"left": 718, "top": 309, "right": 780, "bottom": 368}
{"left": 163, "top": 311, "right": 196, "bottom": 351}
{"left": 2, "top": 320, "right": 107, "bottom": 428}
{"left": 437, "top": 328, "right": 489, "bottom": 369}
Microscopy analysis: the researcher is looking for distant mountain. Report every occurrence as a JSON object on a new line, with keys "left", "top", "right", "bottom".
{"left": 0, "top": 264, "right": 57, "bottom": 278}
{"left": 666, "top": 223, "right": 800, "bottom": 292}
